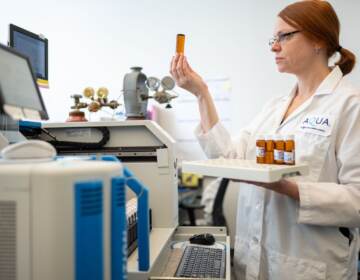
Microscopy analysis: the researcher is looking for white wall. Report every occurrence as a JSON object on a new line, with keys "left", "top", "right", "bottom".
{"left": 2, "top": 0, "right": 359, "bottom": 248}
{"left": 1, "top": 0, "right": 359, "bottom": 129}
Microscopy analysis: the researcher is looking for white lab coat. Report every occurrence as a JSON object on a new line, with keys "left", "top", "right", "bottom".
{"left": 195, "top": 66, "right": 360, "bottom": 280}
{"left": 201, "top": 177, "right": 222, "bottom": 224}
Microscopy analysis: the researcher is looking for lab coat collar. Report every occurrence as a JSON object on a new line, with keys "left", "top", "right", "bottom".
{"left": 280, "top": 66, "right": 343, "bottom": 102}
{"left": 313, "top": 66, "right": 343, "bottom": 96}
{"left": 277, "top": 67, "right": 343, "bottom": 128}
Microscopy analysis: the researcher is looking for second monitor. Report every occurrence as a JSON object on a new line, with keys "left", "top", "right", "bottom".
{"left": 9, "top": 24, "right": 48, "bottom": 86}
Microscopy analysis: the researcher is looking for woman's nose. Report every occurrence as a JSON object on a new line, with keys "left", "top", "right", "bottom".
{"left": 271, "top": 42, "right": 281, "bottom": 52}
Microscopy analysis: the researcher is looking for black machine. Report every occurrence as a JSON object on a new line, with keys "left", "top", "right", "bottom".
{"left": 9, "top": 24, "right": 49, "bottom": 84}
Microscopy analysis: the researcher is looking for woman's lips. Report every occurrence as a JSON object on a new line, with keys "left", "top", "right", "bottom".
{"left": 275, "top": 57, "right": 285, "bottom": 63}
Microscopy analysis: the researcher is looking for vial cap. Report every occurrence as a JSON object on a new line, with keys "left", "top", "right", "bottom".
{"left": 274, "top": 134, "right": 283, "bottom": 141}
{"left": 284, "top": 135, "right": 295, "bottom": 140}
{"left": 264, "top": 135, "right": 273, "bottom": 141}
{"left": 256, "top": 135, "right": 265, "bottom": 140}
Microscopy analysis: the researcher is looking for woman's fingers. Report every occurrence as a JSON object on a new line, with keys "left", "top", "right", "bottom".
{"left": 170, "top": 55, "right": 177, "bottom": 74}
{"left": 176, "top": 55, "right": 185, "bottom": 77}
{"left": 170, "top": 56, "right": 175, "bottom": 75}
{"left": 182, "top": 56, "right": 191, "bottom": 75}
{"left": 170, "top": 54, "right": 197, "bottom": 90}
{"left": 184, "top": 57, "right": 194, "bottom": 74}
{"left": 171, "top": 54, "right": 192, "bottom": 79}
{"left": 170, "top": 55, "right": 180, "bottom": 80}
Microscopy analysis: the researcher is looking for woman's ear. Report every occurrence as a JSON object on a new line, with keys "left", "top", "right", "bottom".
{"left": 313, "top": 41, "right": 326, "bottom": 55}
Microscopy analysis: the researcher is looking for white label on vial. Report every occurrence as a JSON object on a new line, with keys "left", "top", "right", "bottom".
{"left": 256, "top": 147, "right": 265, "bottom": 157}
{"left": 274, "top": 150, "right": 284, "bottom": 161}
{"left": 284, "top": 151, "right": 294, "bottom": 163}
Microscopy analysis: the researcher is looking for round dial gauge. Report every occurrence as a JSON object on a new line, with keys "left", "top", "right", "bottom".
{"left": 161, "top": 76, "right": 175, "bottom": 90}
{"left": 146, "top": 77, "right": 161, "bottom": 91}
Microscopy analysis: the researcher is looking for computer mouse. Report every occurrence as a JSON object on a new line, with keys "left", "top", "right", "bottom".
{"left": 189, "top": 233, "right": 215, "bottom": 246}
{"left": 1, "top": 140, "right": 56, "bottom": 160}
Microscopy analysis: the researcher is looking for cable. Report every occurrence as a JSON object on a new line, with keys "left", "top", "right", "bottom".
{"left": 47, "top": 127, "right": 110, "bottom": 151}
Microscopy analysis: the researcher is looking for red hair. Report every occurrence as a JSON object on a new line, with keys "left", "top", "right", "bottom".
{"left": 279, "top": 0, "right": 356, "bottom": 75}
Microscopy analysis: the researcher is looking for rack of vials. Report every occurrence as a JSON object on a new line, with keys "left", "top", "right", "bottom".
{"left": 256, "top": 135, "right": 295, "bottom": 165}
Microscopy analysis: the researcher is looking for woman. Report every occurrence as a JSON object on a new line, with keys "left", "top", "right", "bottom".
{"left": 170, "top": 1, "right": 359, "bottom": 279}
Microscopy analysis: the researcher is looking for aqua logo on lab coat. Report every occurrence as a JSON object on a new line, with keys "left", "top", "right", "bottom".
{"left": 300, "top": 116, "right": 331, "bottom": 134}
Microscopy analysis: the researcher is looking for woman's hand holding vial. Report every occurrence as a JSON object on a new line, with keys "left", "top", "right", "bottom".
{"left": 170, "top": 34, "right": 219, "bottom": 132}
{"left": 170, "top": 54, "right": 209, "bottom": 98}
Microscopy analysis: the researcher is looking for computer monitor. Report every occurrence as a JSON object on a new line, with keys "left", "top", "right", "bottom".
{"left": 9, "top": 24, "right": 48, "bottom": 85}
{"left": 0, "top": 44, "right": 48, "bottom": 120}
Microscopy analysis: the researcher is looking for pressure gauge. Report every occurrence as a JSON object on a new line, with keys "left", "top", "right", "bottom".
{"left": 97, "top": 87, "right": 109, "bottom": 98}
{"left": 83, "top": 87, "right": 95, "bottom": 98}
{"left": 161, "top": 76, "right": 175, "bottom": 90}
{"left": 146, "top": 77, "right": 161, "bottom": 91}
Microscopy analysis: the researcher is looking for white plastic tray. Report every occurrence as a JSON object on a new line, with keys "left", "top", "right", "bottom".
{"left": 182, "top": 159, "right": 309, "bottom": 183}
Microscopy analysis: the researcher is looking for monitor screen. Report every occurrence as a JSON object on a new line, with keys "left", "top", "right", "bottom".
{"left": 0, "top": 44, "right": 48, "bottom": 120}
{"left": 9, "top": 24, "right": 48, "bottom": 82}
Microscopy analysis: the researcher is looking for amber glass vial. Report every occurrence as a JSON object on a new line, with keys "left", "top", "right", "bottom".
{"left": 284, "top": 135, "right": 295, "bottom": 165}
{"left": 274, "top": 135, "right": 285, "bottom": 165}
{"left": 256, "top": 135, "right": 266, "bottom": 164}
{"left": 176, "top": 34, "right": 185, "bottom": 54}
{"left": 265, "top": 135, "right": 274, "bottom": 164}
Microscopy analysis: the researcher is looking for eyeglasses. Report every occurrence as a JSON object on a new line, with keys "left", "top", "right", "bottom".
{"left": 269, "top": 30, "right": 301, "bottom": 47}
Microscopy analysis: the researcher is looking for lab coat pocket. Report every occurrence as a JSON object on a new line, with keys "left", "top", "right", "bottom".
{"left": 265, "top": 248, "right": 327, "bottom": 280}
{"left": 335, "top": 228, "right": 352, "bottom": 258}
{"left": 296, "top": 128, "right": 333, "bottom": 182}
